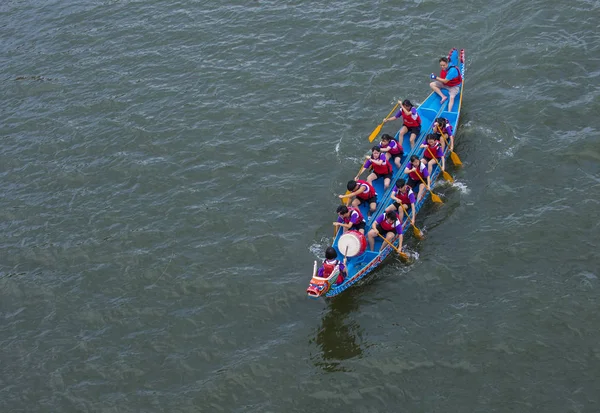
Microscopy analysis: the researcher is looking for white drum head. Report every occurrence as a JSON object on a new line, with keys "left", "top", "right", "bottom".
{"left": 338, "top": 233, "right": 362, "bottom": 257}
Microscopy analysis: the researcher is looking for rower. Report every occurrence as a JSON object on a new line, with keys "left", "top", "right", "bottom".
{"left": 334, "top": 205, "right": 366, "bottom": 234}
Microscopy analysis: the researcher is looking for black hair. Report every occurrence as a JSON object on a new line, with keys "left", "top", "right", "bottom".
{"left": 435, "top": 117, "right": 447, "bottom": 127}
{"left": 346, "top": 180, "right": 358, "bottom": 191}
{"left": 381, "top": 133, "right": 392, "bottom": 142}
{"left": 395, "top": 178, "right": 406, "bottom": 188}
{"left": 325, "top": 247, "right": 337, "bottom": 260}
{"left": 402, "top": 99, "right": 413, "bottom": 108}
{"left": 336, "top": 205, "right": 349, "bottom": 215}
{"left": 426, "top": 133, "right": 437, "bottom": 141}
{"left": 385, "top": 210, "right": 397, "bottom": 221}
{"left": 371, "top": 145, "right": 381, "bottom": 153}
{"left": 439, "top": 57, "right": 449, "bottom": 64}
{"left": 409, "top": 155, "right": 420, "bottom": 162}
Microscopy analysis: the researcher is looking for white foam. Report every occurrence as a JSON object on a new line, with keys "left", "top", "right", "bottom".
{"left": 451, "top": 181, "right": 470, "bottom": 194}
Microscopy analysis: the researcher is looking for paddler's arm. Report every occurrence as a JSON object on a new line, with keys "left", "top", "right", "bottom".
{"left": 339, "top": 185, "right": 365, "bottom": 199}
{"left": 333, "top": 221, "right": 352, "bottom": 230}
{"left": 355, "top": 160, "right": 369, "bottom": 180}
{"left": 383, "top": 101, "right": 403, "bottom": 123}
{"left": 410, "top": 202, "right": 416, "bottom": 225}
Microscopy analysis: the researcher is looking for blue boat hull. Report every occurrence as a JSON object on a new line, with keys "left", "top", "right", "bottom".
{"left": 308, "top": 48, "right": 466, "bottom": 299}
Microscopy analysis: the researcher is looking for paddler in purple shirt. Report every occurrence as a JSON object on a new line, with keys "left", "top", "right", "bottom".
{"left": 385, "top": 178, "right": 417, "bottom": 226}
{"left": 420, "top": 133, "right": 445, "bottom": 176}
{"left": 317, "top": 246, "right": 346, "bottom": 285}
{"left": 367, "top": 211, "right": 404, "bottom": 252}
{"left": 334, "top": 205, "right": 366, "bottom": 234}
{"left": 355, "top": 146, "right": 393, "bottom": 191}
{"left": 378, "top": 133, "right": 404, "bottom": 169}
{"left": 404, "top": 155, "right": 430, "bottom": 202}
{"left": 433, "top": 117, "right": 454, "bottom": 152}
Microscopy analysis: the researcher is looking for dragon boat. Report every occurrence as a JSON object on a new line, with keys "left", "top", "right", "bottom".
{"left": 307, "top": 48, "right": 465, "bottom": 299}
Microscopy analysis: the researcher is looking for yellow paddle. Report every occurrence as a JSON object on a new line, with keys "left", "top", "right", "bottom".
{"left": 425, "top": 146, "right": 454, "bottom": 183}
{"left": 399, "top": 205, "right": 423, "bottom": 239}
{"left": 414, "top": 168, "right": 443, "bottom": 204}
{"left": 436, "top": 125, "right": 462, "bottom": 166}
{"left": 376, "top": 232, "right": 408, "bottom": 261}
{"left": 368, "top": 102, "right": 400, "bottom": 142}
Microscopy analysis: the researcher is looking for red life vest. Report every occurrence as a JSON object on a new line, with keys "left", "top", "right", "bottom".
{"left": 424, "top": 142, "right": 442, "bottom": 159}
{"left": 435, "top": 118, "right": 452, "bottom": 136}
{"left": 356, "top": 180, "right": 376, "bottom": 200}
{"left": 408, "top": 162, "right": 427, "bottom": 182}
{"left": 322, "top": 260, "right": 344, "bottom": 284}
{"left": 342, "top": 207, "right": 364, "bottom": 225}
{"left": 370, "top": 155, "right": 392, "bottom": 175}
{"left": 401, "top": 109, "right": 421, "bottom": 128}
{"left": 440, "top": 66, "right": 462, "bottom": 87}
{"left": 380, "top": 140, "right": 402, "bottom": 155}
{"left": 380, "top": 217, "right": 401, "bottom": 232}
{"left": 396, "top": 187, "right": 414, "bottom": 205}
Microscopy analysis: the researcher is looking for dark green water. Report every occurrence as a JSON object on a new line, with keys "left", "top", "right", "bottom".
{"left": 1, "top": 0, "right": 600, "bottom": 411}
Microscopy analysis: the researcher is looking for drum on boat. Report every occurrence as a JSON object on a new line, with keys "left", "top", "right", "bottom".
{"left": 338, "top": 230, "right": 367, "bottom": 257}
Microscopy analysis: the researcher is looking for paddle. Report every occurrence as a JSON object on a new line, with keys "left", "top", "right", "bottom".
{"left": 415, "top": 170, "right": 443, "bottom": 204}
{"left": 436, "top": 125, "right": 462, "bottom": 166}
{"left": 425, "top": 146, "right": 454, "bottom": 183}
{"left": 368, "top": 102, "right": 400, "bottom": 142}
{"left": 339, "top": 165, "right": 366, "bottom": 205}
{"left": 376, "top": 232, "right": 408, "bottom": 261}
{"left": 399, "top": 205, "right": 423, "bottom": 239}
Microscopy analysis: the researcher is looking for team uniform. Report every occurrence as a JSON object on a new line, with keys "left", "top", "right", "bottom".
{"left": 337, "top": 207, "right": 366, "bottom": 232}
{"left": 374, "top": 213, "right": 403, "bottom": 236}
{"left": 317, "top": 259, "right": 346, "bottom": 285}
{"left": 422, "top": 141, "right": 443, "bottom": 160}
{"left": 392, "top": 186, "right": 416, "bottom": 211}
{"left": 364, "top": 153, "right": 393, "bottom": 181}
{"left": 406, "top": 161, "right": 429, "bottom": 189}
{"left": 354, "top": 179, "right": 377, "bottom": 205}
{"left": 394, "top": 107, "right": 421, "bottom": 137}
{"left": 434, "top": 119, "right": 454, "bottom": 139}
{"left": 379, "top": 139, "right": 404, "bottom": 162}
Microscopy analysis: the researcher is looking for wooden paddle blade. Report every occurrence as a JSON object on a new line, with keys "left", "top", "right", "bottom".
{"left": 413, "top": 226, "right": 424, "bottom": 239}
{"left": 399, "top": 251, "right": 409, "bottom": 262}
{"left": 450, "top": 151, "right": 462, "bottom": 166}
{"left": 442, "top": 171, "right": 454, "bottom": 183}
{"left": 368, "top": 124, "right": 382, "bottom": 142}
{"left": 431, "top": 192, "right": 443, "bottom": 203}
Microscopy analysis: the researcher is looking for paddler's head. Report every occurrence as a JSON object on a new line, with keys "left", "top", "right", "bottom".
{"left": 325, "top": 247, "right": 337, "bottom": 260}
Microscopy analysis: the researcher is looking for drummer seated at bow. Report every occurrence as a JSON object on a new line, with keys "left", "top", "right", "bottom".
{"left": 334, "top": 205, "right": 366, "bottom": 234}
{"left": 367, "top": 210, "right": 403, "bottom": 252}
{"left": 338, "top": 179, "right": 378, "bottom": 217}
{"left": 378, "top": 133, "right": 404, "bottom": 169}
{"left": 404, "top": 155, "right": 430, "bottom": 202}
{"left": 355, "top": 146, "right": 393, "bottom": 191}
{"left": 385, "top": 178, "right": 417, "bottom": 227}
{"left": 317, "top": 246, "right": 346, "bottom": 285}
{"left": 420, "top": 133, "right": 445, "bottom": 177}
